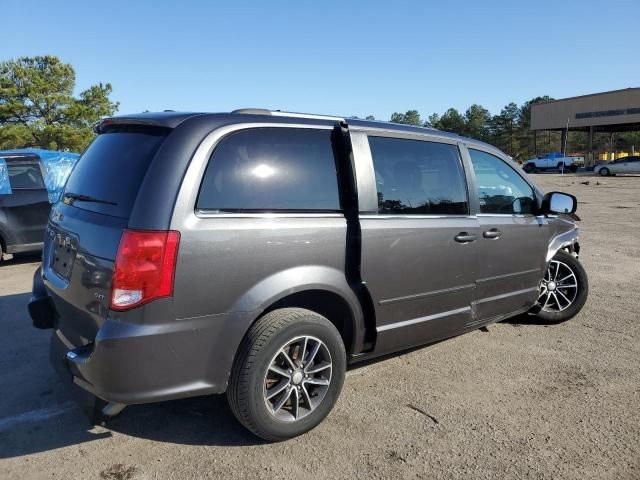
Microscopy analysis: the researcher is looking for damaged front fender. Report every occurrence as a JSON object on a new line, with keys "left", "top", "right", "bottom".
{"left": 546, "top": 227, "right": 580, "bottom": 263}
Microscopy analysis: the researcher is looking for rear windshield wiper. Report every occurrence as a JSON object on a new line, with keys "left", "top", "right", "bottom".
{"left": 64, "top": 192, "right": 118, "bottom": 206}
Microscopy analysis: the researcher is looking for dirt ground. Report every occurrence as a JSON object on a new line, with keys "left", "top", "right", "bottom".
{"left": 0, "top": 173, "right": 638, "bottom": 480}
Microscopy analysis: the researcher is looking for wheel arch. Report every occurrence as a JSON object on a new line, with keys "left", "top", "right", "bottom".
{"left": 546, "top": 227, "right": 580, "bottom": 263}
{"left": 229, "top": 265, "right": 369, "bottom": 355}
{"left": 263, "top": 290, "right": 357, "bottom": 355}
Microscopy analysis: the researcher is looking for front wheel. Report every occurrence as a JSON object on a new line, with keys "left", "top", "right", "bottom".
{"left": 227, "top": 308, "right": 346, "bottom": 441}
{"left": 599, "top": 167, "right": 610, "bottom": 176}
{"left": 533, "top": 250, "right": 588, "bottom": 323}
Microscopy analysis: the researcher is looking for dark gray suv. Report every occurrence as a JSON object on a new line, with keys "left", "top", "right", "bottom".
{"left": 29, "top": 110, "right": 588, "bottom": 440}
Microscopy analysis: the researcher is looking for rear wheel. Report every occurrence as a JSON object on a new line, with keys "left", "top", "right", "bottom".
{"left": 524, "top": 163, "right": 536, "bottom": 173}
{"left": 557, "top": 162, "right": 566, "bottom": 172}
{"left": 227, "top": 308, "right": 346, "bottom": 441}
{"left": 533, "top": 250, "right": 588, "bottom": 323}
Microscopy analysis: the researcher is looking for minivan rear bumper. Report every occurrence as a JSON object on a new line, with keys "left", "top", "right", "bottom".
{"left": 50, "top": 312, "right": 258, "bottom": 405}
{"left": 30, "top": 270, "right": 259, "bottom": 406}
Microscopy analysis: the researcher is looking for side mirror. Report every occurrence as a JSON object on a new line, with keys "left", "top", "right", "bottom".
{"left": 541, "top": 191, "right": 577, "bottom": 215}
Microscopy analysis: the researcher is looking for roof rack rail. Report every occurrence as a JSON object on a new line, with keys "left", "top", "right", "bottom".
{"left": 231, "top": 108, "right": 272, "bottom": 115}
{"left": 231, "top": 108, "right": 344, "bottom": 122}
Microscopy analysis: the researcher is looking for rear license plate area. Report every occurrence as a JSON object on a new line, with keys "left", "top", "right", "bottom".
{"left": 49, "top": 230, "right": 77, "bottom": 280}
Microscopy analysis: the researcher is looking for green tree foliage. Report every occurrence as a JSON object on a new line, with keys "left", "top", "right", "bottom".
{"left": 0, "top": 55, "right": 118, "bottom": 152}
{"left": 390, "top": 97, "right": 558, "bottom": 161}
{"left": 432, "top": 108, "right": 466, "bottom": 135}
{"left": 491, "top": 102, "right": 520, "bottom": 157}
{"left": 390, "top": 110, "right": 422, "bottom": 126}
{"left": 464, "top": 104, "right": 492, "bottom": 141}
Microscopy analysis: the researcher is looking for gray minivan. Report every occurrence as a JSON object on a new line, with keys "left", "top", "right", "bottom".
{"left": 29, "top": 110, "right": 588, "bottom": 440}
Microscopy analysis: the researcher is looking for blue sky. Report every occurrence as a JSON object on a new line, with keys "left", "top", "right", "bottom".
{"left": 2, "top": 0, "right": 638, "bottom": 120}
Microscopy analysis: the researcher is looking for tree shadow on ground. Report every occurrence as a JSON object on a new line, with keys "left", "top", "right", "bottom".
{"left": 0, "top": 291, "right": 261, "bottom": 460}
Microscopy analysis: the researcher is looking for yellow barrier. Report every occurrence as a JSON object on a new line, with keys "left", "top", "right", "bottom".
{"left": 599, "top": 152, "right": 631, "bottom": 161}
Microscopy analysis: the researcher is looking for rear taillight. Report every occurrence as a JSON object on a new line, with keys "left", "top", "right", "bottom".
{"left": 111, "top": 229, "right": 180, "bottom": 311}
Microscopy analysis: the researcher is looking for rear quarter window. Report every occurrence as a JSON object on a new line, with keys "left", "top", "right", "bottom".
{"left": 63, "top": 126, "right": 168, "bottom": 218}
{"left": 197, "top": 127, "right": 341, "bottom": 212}
{"left": 7, "top": 162, "right": 46, "bottom": 189}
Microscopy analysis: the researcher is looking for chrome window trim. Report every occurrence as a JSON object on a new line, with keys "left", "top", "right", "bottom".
{"left": 476, "top": 213, "right": 536, "bottom": 218}
{"left": 349, "top": 125, "right": 460, "bottom": 145}
{"left": 359, "top": 214, "right": 477, "bottom": 220}
{"left": 195, "top": 211, "right": 344, "bottom": 219}
{"left": 171, "top": 122, "right": 336, "bottom": 228}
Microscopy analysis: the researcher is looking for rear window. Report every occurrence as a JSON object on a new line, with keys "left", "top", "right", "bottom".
{"left": 7, "top": 162, "right": 46, "bottom": 189}
{"left": 63, "top": 127, "right": 168, "bottom": 218}
{"left": 197, "top": 128, "right": 340, "bottom": 212}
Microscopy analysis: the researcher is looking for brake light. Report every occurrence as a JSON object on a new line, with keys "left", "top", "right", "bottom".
{"left": 111, "top": 229, "right": 180, "bottom": 311}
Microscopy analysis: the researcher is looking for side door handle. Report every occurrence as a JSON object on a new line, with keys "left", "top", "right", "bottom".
{"left": 454, "top": 232, "right": 477, "bottom": 243}
{"left": 483, "top": 228, "right": 502, "bottom": 239}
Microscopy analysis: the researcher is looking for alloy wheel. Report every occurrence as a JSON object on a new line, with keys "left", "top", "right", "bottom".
{"left": 538, "top": 260, "right": 578, "bottom": 312}
{"left": 263, "top": 335, "right": 332, "bottom": 422}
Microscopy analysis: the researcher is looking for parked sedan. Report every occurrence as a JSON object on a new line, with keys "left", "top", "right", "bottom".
{"left": 594, "top": 156, "right": 640, "bottom": 176}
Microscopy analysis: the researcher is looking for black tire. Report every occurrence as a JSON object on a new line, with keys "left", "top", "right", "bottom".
{"left": 227, "top": 308, "right": 346, "bottom": 441}
{"left": 557, "top": 162, "right": 565, "bottom": 172}
{"left": 569, "top": 165, "right": 578, "bottom": 173}
{"left": 534, "top": 250, "right": 588, "bottom": 323}
{"left": 524, "top": 163, "right": 536, "bottom": 173}
{"left": 599, "top": 167, "right": 610, "bottom": 176}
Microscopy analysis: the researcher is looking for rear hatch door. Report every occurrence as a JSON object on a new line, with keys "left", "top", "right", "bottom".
{"left": 43, "top": 126, "right": 169, "bottom": 346}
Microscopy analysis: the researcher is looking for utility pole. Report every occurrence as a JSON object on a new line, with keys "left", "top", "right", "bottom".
{"left": 562, "top": 118, "right": 569, "bottom": 156}
{"left": 561, "top": 118, "right": 569, "bottom": 182}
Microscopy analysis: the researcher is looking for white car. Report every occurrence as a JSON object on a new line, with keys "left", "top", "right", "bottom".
{"left": 594, "top": 156, "right": 640, "bottom": 176}
{"left": 523, "top": 153, "right": 584, "bottom": 173}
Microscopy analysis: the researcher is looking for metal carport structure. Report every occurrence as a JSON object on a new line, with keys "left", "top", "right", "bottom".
{"left": 530, "top": 88, "right": 640, "bottom": 165}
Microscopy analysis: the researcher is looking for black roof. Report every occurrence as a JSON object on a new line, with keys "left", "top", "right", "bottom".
{"left": 99, "top": 110, "right": 497, "bottom": 152}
